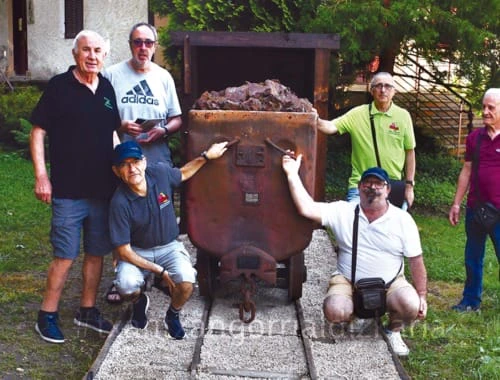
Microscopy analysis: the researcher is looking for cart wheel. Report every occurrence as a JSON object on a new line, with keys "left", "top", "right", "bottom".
{"left": 195, "top": 249, "right": 218, "bottom": 298}
{"left": 287, "top": 251, "right": 305, "bottom": 301}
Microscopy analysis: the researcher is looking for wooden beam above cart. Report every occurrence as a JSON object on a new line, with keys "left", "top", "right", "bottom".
{"left": 170, "top": 31, "right": 340, "bottom": 50}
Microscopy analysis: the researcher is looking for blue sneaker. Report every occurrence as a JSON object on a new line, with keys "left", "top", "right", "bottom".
{"left": 74, "top": 307, "right": 113, "bottom": 333}
{"left": 164, "top": 308, "right": 185, "bottom": 340}
{"left": 131, "top": 293, "right": 149, "bottom": 329}
{"left": 451, "top": 302, "right": 480, "bottom": 313}
{"left": 35, "top": 311, "right": 65, "bottom": 344}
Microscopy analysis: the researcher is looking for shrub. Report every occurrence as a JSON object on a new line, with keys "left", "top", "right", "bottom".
{"left": 0, "top": 86, "right": 41, "bottom": 152}
{"left": 324, "top": 139, "right": 462, "bottom": 212}
{"left": 325, "top": 135, "right": 351, "bottom": 200}
{"left": 416, "top": 152, "right": 462, "bottom": 183}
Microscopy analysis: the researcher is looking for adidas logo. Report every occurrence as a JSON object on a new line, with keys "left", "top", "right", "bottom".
{"left": 121, "top": 79, "right": 159, "bottom": 105}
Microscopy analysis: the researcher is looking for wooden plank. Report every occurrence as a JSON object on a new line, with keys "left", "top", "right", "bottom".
{"left": 170, "top": 31, "right": 340, "bottom": 50}
{"left": 183, "top": 34, "right": 191, "bottom": 94}
{"left": 313, "top": 48, "right": 330, "bottom": 201}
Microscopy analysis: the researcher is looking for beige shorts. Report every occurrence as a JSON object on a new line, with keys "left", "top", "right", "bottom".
{"left": 325, "top": 273, "right": 411, "bottom": 299}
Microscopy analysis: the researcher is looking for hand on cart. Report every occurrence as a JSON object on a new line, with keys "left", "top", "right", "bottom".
{"left": 282, "top": 150, "right": 302, "bottom": 176}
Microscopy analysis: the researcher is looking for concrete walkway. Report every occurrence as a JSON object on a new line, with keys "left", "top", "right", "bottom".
{"left": 87, "top": 230, "right": 408, "bottom": 379}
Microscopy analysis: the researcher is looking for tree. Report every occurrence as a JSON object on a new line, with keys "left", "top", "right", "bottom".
{"left": 308, "top": 0, "right": 499, "bottom": 100}
{"left": 151, "top": 0, "right": 499, "bottom": 101}
{"left": 150, "top": 0, "right": 319, "bottom": 32}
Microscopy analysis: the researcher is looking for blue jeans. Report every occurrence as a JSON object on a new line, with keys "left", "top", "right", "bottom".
{"left": 461, "top": 208, "right": 500, "bottom": 306}
{"left": 346, "top": 187, "right": 360, "bottom": 203}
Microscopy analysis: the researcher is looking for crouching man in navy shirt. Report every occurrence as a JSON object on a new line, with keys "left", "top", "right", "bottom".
{"left": 109, "top": 140, "right": 228, "bottom": 339}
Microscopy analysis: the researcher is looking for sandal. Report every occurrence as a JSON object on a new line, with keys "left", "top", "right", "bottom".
{"left": 105, "top": 284, "right": 123, "bottom": 304}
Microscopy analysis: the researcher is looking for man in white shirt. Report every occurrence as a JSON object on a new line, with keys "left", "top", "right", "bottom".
{"left": 282, "top": 156, "right": 427, "bottom": 356}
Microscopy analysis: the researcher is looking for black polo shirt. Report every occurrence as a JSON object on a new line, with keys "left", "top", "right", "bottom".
{"left": 30, "top": 66, "right": 120, "bottom": 199}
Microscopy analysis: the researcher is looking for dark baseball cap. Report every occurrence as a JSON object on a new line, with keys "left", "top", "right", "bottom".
{"left": 113, "top": 141, "right": 144, "bottom": 166}
{"left": 360, "top": 167, "right": 390, "bottom": 183}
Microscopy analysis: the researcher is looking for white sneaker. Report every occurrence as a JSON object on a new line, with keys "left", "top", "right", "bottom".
{"left": 386, "top": 330, "right": 410, "bottom": 356}
{"left": 347, "top": 317, "right": 374, "bottom": 334}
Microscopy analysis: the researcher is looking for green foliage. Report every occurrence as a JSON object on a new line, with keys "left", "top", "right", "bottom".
{"left": 309, "top": 0, "right": 498, "bottom": 92}
{"left": 413, "top": 178, "right": 458, "bottom": 213}
{"left": 0, "top": 152, "right": 51, "bottom": 272}
{"left": 10, "top": 118, "right": 33, "bottom": 158}
{"left": 0, "top": 86, "right": 41, "bottom": 151}
{"left": 325, "top": 137, "right": 462, "bottom": 212}
{"left": 151, "top": 0, "right": 321, "bottom": 68}
{"left": 151, "top": 0, "right": 498, "bottom": 100}
{"left": 413, "top": 213, "right": 467, "bottom": 282}
{"left": 325, "top": 135, "right": 351, "bottom": 200}
{"left": 168, "top": 133, "right": 182, "bottom": 166}
{"left": 404, "top": 307, "right": 500, "bottom": 379}
{"left": 151, "top": 0, "right": 320, "bottom": 33}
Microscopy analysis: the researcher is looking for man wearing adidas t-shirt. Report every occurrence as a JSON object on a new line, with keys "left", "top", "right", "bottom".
{"left": 104, "top": 22, "right": 182, "bottom": 166}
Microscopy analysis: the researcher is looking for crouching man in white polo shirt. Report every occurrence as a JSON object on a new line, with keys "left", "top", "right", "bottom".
{"left": 281, "top": 157, "right": 428, "bottom": 356}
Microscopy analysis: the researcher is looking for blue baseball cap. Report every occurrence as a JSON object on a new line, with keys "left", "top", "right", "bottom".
{"left": 360, "top": 167, "right": 390, "bottom": 183}
{"left": 113, "top": 141, "right": 144, "bottom": 166}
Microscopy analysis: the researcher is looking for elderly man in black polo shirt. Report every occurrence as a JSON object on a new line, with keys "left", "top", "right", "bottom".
{"left": 109, "top": 140, "right": 227, "bottom": 339}
{"left": 31, "top": 30, "right": 120, "bottom": 344}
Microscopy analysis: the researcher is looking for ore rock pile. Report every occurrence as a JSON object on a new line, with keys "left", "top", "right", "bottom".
{"left": 193, "top": 79, "right": 313, "bottom": 112}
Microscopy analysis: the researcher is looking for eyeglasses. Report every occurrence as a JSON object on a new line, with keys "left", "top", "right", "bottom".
{"left": 360, "top": 180, "right": 387, "bottom": 189}
{"left": 372, "top": 83, "right": 394, "bottom": 91}
{"left": 131, "top": 39, "right": 156, "bottom": 48}
{"left": 117, "top": 158, "right": 144, "bottom": 169}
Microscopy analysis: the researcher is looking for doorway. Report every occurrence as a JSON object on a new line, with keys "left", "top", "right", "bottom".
{"left": 12, "top": 0, "right": 28, "bottom": 75}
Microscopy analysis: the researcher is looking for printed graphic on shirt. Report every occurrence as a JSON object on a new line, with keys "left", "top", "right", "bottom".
{"left": 388, "top": 122, "right": 400, "bottom": 134}
{"left": 158, "top": 192, "right": 170, "bottom": 209}
{"left": 121, "top": 80, "right": 160, "bottom": 106}
{"left": 103, "top": 97, "right": 114, "bottom": 110}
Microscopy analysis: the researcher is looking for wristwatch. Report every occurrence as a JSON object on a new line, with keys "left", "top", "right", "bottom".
{"left": 161, "top": 125, "right": 169, "bottom": 137}
{"left": 405, "top": 180, "right": 414, "bottom": 187}
{"left": 201, "top": 151, "right": 209, "bottom": 161}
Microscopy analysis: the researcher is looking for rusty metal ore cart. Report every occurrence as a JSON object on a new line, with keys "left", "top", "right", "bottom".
{"left": 184, "top": 110, "right": 319, "bottom": 322}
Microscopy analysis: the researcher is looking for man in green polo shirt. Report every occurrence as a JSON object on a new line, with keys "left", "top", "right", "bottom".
{"left": 317, "top": 72, "right": 415, "bottom": 207}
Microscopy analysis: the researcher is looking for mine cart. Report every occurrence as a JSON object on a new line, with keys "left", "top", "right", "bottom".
{"left": 184, "top": 110, "right": 319, "bottom": 322}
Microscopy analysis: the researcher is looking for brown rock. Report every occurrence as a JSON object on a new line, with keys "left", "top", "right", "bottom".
{"left": 193, "top": 80, "right": 313, "bottom": 112}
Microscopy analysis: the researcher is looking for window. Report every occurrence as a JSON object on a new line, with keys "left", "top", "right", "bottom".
{"left": 64, "top": 0, "right": 83, "bottom": 39}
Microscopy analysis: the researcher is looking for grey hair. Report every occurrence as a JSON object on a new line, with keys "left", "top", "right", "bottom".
{"left": 370, "top": 72, "right": 395, "bottom": 89}
{"left": 128, "top": 22, "right": 158, "bottom": 42}
{"left": 484, "top": 88, "right": 500, "bottom": 100}
{"left": 72, "top": 30, "right": 110, "bottom": 55}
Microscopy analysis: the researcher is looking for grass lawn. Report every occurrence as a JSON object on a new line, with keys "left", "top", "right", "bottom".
{"left": 0, "top": 152, "right": 498, "bottom": 379}
{"left": 406, "top": 213, "right": 499, "bottom": 379}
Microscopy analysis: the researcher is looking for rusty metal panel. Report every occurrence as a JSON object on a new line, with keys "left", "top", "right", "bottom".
{"left": 185, "top": 110, "right": 318, "bottom": 263}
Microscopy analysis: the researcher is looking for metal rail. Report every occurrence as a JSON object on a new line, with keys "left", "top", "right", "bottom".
{"left": 393, "top": 51, "right": 474, "bottom": 158}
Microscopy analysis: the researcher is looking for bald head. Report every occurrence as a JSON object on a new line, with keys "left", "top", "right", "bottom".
{"left": 72, "top": 30, "right": 109, "bottom": 55}
{"left": 484, "top": 88, "right": 500, "bottom": 101}
{"left": 370, "top": 72, "right": 395, "bottom": 89}
{"left": 482, "top": 88, "right": 500, "bottom": 129}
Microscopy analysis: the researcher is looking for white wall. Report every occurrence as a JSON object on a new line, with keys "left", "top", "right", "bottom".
{"left": 0, "top": 0, "right": 12, "bottom": 73}
{"left": 27, "top": 0, "right": 148, "bottom": 80}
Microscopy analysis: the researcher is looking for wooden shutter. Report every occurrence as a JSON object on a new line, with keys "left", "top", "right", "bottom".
{"left": 64, "top": 0, "right": 83, "bottom": 39}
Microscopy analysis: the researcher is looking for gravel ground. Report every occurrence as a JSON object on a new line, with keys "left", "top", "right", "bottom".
{"left": 90, "top": 230, "right": 405, "bottom": 379}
